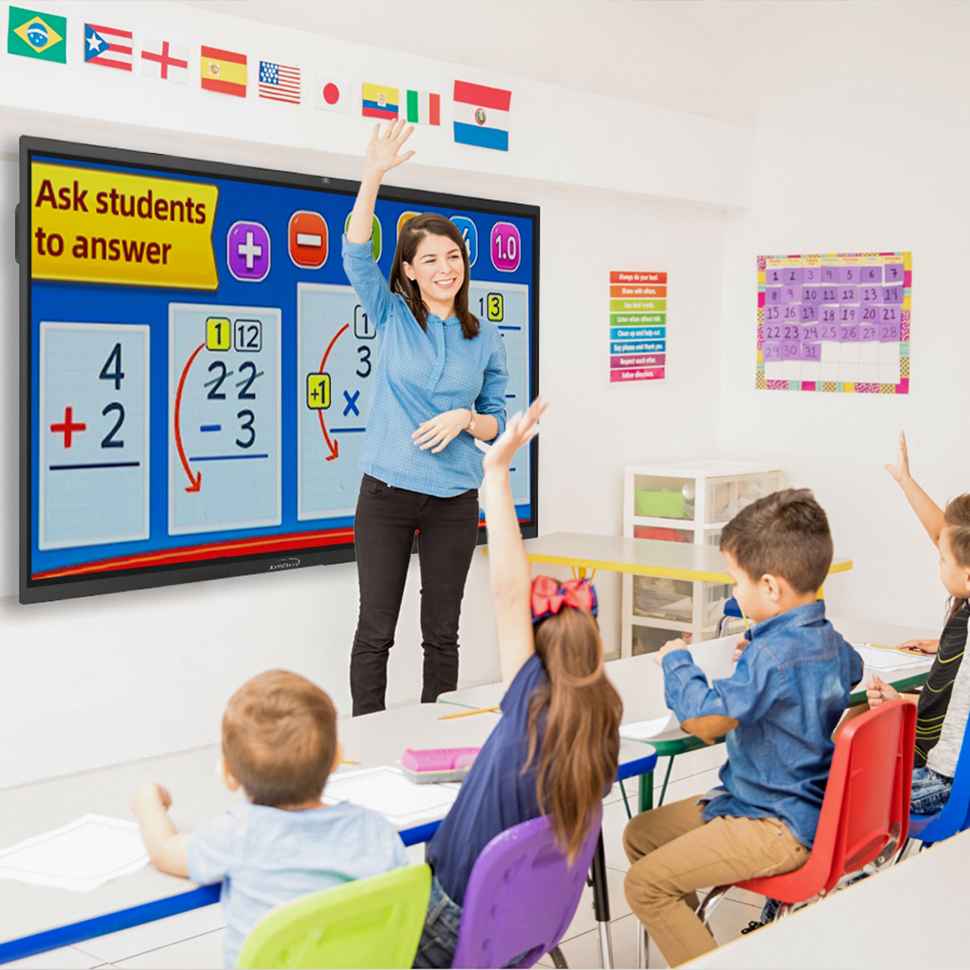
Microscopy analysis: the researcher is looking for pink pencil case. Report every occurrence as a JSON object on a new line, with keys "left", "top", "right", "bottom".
{"left": 401, "top": 747, "right": 481, "bottom": 784}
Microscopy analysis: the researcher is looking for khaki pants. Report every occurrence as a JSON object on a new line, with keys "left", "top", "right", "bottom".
{"left": 622, "top": 796, "right": 808, "bottom": 968}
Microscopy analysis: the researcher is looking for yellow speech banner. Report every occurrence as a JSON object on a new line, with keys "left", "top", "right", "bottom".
{"left": 31, "top": 163, "right": 219, "bottom": 290}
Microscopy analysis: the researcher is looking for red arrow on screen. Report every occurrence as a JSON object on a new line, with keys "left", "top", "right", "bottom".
{"left": 318, "top": 323, "right": 349, "bottom": 462}
{"left": 175, "top": 342, "right": 205, "bottom": 492}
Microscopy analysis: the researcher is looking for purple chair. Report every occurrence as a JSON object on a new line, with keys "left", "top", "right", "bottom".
{"left": 450, "top": 806, "right": 603, "bottom": 969}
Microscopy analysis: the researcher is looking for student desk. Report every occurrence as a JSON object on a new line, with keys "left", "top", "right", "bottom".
{"left": 0, "top": 702, "right": 656, "bottom": 966}
{"left": 439, "top": 615, "right": 935, "bottom": 815}
{"left": 682, "top": 826, "right": 970, "bottom": 969}
{"left": 508, "top": 531, "right": 854, "bottom": 585}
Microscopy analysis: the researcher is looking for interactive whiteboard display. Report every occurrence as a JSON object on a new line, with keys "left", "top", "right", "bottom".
{"left": 19, "top": 137, "right": 539, "bottom": 603}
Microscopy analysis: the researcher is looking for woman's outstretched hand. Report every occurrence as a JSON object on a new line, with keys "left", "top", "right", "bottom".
{"left": 885, "top": 430, "right": 911, "bottom": 484}
{"left": 483, "top": 397, "right": 547, "bottom": 474}
{"left": 364, "top": 119, "right": 415, "bottom": 178}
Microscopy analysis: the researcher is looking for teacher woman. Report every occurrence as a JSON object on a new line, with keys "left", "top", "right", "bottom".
{"left": 344, "top": 120, "right": 510, "bottom": 715}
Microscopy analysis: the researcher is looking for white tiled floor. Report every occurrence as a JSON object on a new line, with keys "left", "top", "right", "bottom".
{"left": 4, "top": 745, "right": 765, "bottom": 970}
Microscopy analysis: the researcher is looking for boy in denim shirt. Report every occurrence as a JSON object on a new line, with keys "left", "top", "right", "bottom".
{"left": 130, "top": 671, "right": 408, "bottom": 968}
{"left": 623, "top": 489, "right": 862, "bottom": 967}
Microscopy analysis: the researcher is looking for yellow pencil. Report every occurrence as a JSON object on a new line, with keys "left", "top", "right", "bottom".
{"left": 438, "top": 705, "right": 501, "bottom": 720}
{"left": 866, "top": 642, "right": 923, "bottom": 654}
{"left": 341, "top": 758, "right": 361, "bottom": 764}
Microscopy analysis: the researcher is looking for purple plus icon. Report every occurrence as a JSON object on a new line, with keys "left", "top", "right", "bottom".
{"left": 227, "top": 221, "right": 271, "bottom": 282}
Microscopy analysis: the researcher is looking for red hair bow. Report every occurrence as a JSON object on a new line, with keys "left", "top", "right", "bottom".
{"left": 531, "top": 575, "right": 599, "bottom": 624}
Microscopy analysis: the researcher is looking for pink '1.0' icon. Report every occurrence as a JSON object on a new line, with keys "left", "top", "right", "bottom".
{"left": 490, "top": 222, "right": 521, "bottom": 273}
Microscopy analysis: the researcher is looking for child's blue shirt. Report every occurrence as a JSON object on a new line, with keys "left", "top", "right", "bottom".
{"left": 187, "top": 800, "right": 408, "bottom": 968}
{"left": 661, "top": 601, "right": 863, "bottom": 848}
{"left": 427, "top": 653, "right": 546, "bottom": 906}
{"left": 342, "top": 237, "right": 509, "bottom": 498}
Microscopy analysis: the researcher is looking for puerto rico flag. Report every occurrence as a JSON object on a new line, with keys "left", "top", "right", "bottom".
{"left": 453, "top": 80, "right": 511, "bottom": 151}
{"left": 84, "top": 22, "right": 132, "bottom": 71}
{"left": 259, "top": 60, "right": 300, "bottom": 104}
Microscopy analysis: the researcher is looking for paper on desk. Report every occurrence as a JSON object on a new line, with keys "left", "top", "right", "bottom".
{"left": 323, "top": 765, "right": 460, "bottom": 828}
{"left": 853, "top": 643, "right": 929, "bottom": 672}
{"left": 0, "top": 814, "right": 149, "bottom": 893}
{"left": 620, "top": 715, "right": 675, "bottom": 742}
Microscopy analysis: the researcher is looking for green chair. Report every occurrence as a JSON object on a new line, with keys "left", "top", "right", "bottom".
{"left": 236, "top": 864, "right": 432, "bottom": 969}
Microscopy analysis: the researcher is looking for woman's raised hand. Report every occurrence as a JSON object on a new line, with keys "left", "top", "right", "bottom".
{"left": 483, "top": 397, "right": 547, "bottom": 474}
{"left": 885, "top": 430, "right": 911, "bottom": 484}
{"left": 364, "top": 119, "right": 416, "bottom": 177}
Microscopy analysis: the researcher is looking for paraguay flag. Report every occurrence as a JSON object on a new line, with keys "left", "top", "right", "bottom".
{"left": 84, "top": 22, "right": 132, "bottom": 71}
{"left": 362, "top": 83, "right": 398, "bottom": 120}
{"left": 453, "top": 80, "right": 511, "bottom": 152}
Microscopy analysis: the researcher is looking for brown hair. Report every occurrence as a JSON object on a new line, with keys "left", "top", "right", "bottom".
{"left": 222, "top": 670, "right": 337, "bottom": 807}
{"left": 387, "top": 213, "right": 480, "bottom": 338}
{"left": 720, "top": 488, "right": 833, "bottom": 594}
{"left": 942, "top": 494, "right": 970, "bottom": 620}
{"left": 526, "top": 607, "right": 623, "bottom": 863}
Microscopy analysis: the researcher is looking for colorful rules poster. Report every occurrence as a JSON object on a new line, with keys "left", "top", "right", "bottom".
{"left": 610, "top": 271, "right": 666, "bottom": 383}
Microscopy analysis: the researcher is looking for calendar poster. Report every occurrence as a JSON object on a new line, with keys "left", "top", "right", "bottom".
{"left": 757, "top": 252, "right": 910, "bottom": 394}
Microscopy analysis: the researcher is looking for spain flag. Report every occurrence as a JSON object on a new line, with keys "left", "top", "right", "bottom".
{"left": 200, "top": 45, "right": 246, "bottom": 97}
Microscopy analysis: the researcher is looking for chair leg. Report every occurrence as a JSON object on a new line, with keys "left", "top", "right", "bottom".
{"left": 896, "top": 837, "right": 920, "bottom": 863}
{"left": 635, "top": 921, "right": 649, "bottom": 969}
{"left": 695, "top": 886, "right": 729, "bottom": 928}
{"left": 597, "top": 920, "right": 614, "bottom": 970}
{"left": 548, "top": 945, "right": 568, "bottom": 968}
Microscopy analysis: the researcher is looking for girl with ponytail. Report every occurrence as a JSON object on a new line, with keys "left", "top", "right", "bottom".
{"left": 414, "top": 398, "right": 623, "bottom": 969}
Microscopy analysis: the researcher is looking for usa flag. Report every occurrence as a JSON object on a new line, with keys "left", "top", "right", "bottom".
{"left": 258, "top": 61, "right": 300, "bottom": 104}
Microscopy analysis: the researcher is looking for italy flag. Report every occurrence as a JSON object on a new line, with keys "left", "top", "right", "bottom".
{"left": 405, "top": 90, "right": 440, "bottom": 126}
{"left": 453, "top": 80, "right": 511, "bottom": 152}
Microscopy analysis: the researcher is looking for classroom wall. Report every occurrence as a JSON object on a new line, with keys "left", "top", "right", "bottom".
{"left": 717, "top": 1, "right": 970, "bottom": 632}
{"left": 0, "top": 5, "right": 732, "bottom": 786}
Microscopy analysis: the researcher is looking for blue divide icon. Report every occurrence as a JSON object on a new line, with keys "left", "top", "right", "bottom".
{"left": 450, "top": 216, "right": 478, "bottom": 267}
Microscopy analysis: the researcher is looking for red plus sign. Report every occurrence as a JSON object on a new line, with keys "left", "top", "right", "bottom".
{"left": 50, "top": 406, "right": 86, "bottom": 448}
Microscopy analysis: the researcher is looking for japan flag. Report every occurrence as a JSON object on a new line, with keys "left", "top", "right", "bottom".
{"left": 312, "top": 75, "right": 350, "bottom": 114}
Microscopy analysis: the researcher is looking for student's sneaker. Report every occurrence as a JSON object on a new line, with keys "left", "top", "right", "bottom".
{"left": 740, "top": 919, "right": 764, "bottom": 935}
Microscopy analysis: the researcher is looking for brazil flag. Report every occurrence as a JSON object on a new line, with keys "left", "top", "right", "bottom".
{"left": 8, "top": 6, "right": 66, "bottom": 62}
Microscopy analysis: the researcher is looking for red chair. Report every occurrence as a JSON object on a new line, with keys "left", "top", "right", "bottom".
{"left": 697, "top": 697, "right": 916, "bottom": 925}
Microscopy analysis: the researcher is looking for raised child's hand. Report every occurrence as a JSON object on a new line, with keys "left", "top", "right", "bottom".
{"left": 364, "top": 119, "right": 415, "bottom": 177}
{"left": 866, "top": 674, "right": 900, "bottom": 709}
{"left": 884, "top": 430, "right": 911, "bottom": 484}
{"left": 482, "top": 397, "right": 547, "bottom": 475}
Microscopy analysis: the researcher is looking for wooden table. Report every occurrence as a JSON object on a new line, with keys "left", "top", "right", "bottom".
{"left": 506, "top": 532, "right": 854, "bottom": 585}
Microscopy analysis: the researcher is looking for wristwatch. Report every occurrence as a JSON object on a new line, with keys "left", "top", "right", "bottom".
{"left": 466, "top": 410, "right": 477, "bottom": 433}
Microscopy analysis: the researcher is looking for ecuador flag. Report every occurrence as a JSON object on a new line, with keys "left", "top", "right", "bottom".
{"left": 200, "top": 45, "right": 247, "bottom": 97}
{"left": 362, "top": 83, "right": 398, "bottom": 120}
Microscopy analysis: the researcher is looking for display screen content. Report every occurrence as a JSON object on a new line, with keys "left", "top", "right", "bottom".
{"left": 19, "top": 138, "right": 539, "bottom": 603}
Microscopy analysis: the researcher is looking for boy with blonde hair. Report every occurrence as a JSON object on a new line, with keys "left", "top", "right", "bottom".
{"left": 131, "top": 670, "right": 407, "bottom": 968}
{"left": 623, "top": 489, "right": 862, "bottom": 967}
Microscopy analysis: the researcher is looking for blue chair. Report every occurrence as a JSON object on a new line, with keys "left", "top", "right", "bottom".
{"left": 907, "top": 707, "right": 970, "bottom": 847}
{"left": 716, "top": 596, "right": 744, "bottom": 637}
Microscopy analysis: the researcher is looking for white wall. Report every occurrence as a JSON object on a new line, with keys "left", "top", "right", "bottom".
{"left": 718, "top": 1, "right": 970, "bottom": 631}
{"left": 0, "top": 7, "right": 730, "bottom": 786}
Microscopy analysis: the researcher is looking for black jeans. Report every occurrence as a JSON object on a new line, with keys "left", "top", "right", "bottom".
{"left": 351, "top": 474, "right": 481, "bottom": 716}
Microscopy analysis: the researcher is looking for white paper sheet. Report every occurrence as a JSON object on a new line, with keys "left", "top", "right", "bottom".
{"left": 620, "top": 715, "right": 675, "bottom": 741}
{"left": 0, "top": 814, "right": 149, "bottom": 893}
{"left": 323, "top": 765, "right": 460, "bottom": 828}
{"left": 853, "top": 643, "right": 929, "bottom": 672}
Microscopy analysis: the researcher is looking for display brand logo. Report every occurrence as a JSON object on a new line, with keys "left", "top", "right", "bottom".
{"left": 269, "top": 558, "right": 301, "bottom": 571}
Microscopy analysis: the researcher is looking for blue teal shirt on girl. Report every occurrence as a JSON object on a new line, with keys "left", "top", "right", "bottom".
{"left": 342, "top": 237, "right": 509, "bottom": 498}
